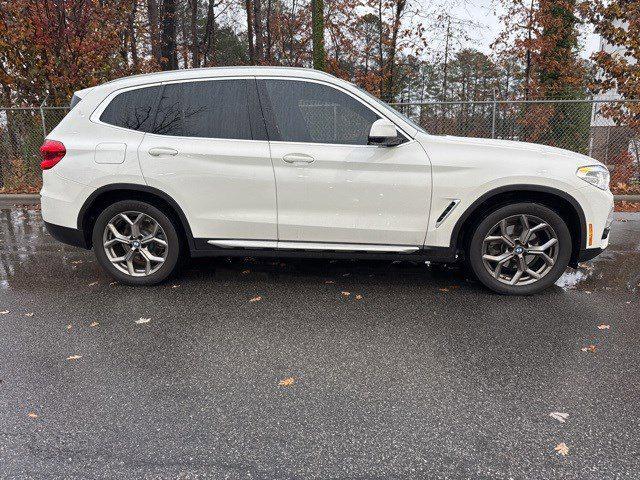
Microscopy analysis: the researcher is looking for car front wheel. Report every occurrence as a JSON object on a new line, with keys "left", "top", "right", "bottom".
{"left": 467, "top": 203, "right": 572, "bottom": 295}
{"left": 92, "top": 200, "right": 181, "bottom": 285}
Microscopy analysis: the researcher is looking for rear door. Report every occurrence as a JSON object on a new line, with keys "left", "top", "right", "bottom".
{"left": 137, "top": 78, "right": 277, "bottom": 241}
{"left": 259, "top": 78, "right": 431, "bottom": 247}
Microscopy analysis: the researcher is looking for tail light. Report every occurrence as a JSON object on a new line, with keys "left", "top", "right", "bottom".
{"left": 40, "top": 140, "right": 66, "bottom": 170}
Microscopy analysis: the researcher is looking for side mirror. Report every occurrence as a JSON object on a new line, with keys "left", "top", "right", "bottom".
{"left": 368, "top": 119, "right": 401, "bottom": 146}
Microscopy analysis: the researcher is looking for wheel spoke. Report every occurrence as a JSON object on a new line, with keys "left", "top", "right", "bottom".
{"left": 140, "top": 248, "right": 164, "bottom": 264}
{"left": 519, "top": 215, "right": 531, "bottom": 243}
{"left": 528, "top": 250, "right": 555, "bottom": 266}
{"left": 509, "top": 269, "right": 523, "bottom": 285}
{"left": 109, "top": 248, "right": 134, "bottom": 264}
{"left": 483, "top": 251, "right": 513, "bottom": 263}
{"left": 126, "top": 257, "right": 135, "bottom": 275}
{"left": 130, "top": 213, "right": 144, "bottom": 237}
{"left": 530, "top": 238, "right": 558, "bottom": 252}
{"left": 526, "top": 268, "right": 542, "bottom": 279}
{"left": 120, "top": 213, "right": 134, "bottom": 225}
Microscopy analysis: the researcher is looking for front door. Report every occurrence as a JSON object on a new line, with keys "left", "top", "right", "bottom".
{"left": 138, "top": 78, "right": 277, "bottom": 242}
{"left": 259, "top": 78, "right": 431, "bottom": 247}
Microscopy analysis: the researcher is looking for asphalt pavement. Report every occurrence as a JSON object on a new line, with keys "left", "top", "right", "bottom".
{"left": 0, "top": 202, "right": 639, "bottom": 479}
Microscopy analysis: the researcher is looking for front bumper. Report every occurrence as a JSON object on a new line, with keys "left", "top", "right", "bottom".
{"left": 44, "top": 221, "right": 90, "bottom": 249}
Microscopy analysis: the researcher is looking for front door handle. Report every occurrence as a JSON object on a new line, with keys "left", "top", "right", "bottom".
{"left": 148, "top": 147, "right": 178, "bottom": 157}
{"left": 283, "top": 153, "right": 315, "bottom": 164}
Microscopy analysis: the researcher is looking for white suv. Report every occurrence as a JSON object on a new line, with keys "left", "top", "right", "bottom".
{"left": 40, "top": 67, "right": 614, "bottom": 294}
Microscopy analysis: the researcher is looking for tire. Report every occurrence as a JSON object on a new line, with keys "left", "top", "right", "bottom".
{"left": 467, "top": 202, "right": 572, "bottom": 295}
{"left": 92, "top": 200, "right": 182, "bottom": 286}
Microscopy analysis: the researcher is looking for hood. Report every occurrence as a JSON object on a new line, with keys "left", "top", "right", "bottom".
{"left": 432, "top": 134, "right": 603, "bottom": 167}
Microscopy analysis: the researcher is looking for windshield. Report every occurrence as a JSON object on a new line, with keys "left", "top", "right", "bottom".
{"left": 355, "top": 86, "right": 428, "bottom": 135}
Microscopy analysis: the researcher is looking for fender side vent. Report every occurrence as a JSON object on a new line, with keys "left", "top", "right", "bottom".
{"left": 435, "top": 200, "right": 460, "bottom": 228}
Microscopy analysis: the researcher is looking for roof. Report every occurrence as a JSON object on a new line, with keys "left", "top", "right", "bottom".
{"left": 103, "top": 66, "right": 336, "bottom": 89}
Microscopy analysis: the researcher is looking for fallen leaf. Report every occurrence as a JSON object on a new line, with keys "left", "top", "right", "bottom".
{"left": 439, "top": 288, "right": 449, "bottom": 292}
{"left": 0, "top": 310, "right": 9, "bottom": 315}
{"left": 24, "top": 313, "right": 34, "bottom": 317}
{"left": 66, "top": 355, "right": 82, "bottom": 361}
{"left": 597, "top": 324, "right": 610, "bottom": 330}
{"left": 109, "top": 282, "right": 118, "bottom": 286}
{"left": 549, "top": 412, "right": 569, "bottom": 423}
{"left": 88, "top": 281, "right": 98, "bottom": 286}
{"left": 341, "top": 291, "right": 351, "bottom": 297}
{"left": 249, "top": 296, "right": 262, "bottom": 303}
{"left": 27, "top": 412, "right": 38, "bottom": 419}
{"left": 278, "top": 377, "right": 295, "bottom": 387}
{"left": 324, "top": 280, "right": 335, "bottom": 284}
{"left": 89, "top": 322, "right": 99, "bottom": 327}
{"left": 172, "top": 284, "right": 180, "bottom": 288}
{"left": 355, "top": 294, "right": 363, "bottom": 300}
{"left": 241, "top": 270, "right": 251, "bottom": 275}
{"left": 70, "top": 260, "right": 83, "bottom": 265}
{"left": 554, "top": 442, "right": 569, "bottom": 456}
{"left": 66, "top": 324, "right": 72, "bottom": 330}
{"left": 581, "top": 345, "right": 597, "bottom": 353}
{"left": 136, "top": 317, "right": 151, "bottom": 324}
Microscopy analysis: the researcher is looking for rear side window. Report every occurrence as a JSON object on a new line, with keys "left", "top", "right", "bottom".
{"left": 153, "top": 79, "right": 252, "bottom": 139}
{"left": 261, "top": 79, "right": 380, "bottom": 145}
{"left": 69, "top": 94, "right": 82, "bottom": 110}
{"left": 100, "top": 86, "right": 161, "bottom": 132}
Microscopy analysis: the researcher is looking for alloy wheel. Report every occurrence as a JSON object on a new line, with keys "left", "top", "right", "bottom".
{"left": 481, "top": 214, "right": 559, "bottom": 286}
{"left": 102, "top": 211, "right": 169, "bottom": 277}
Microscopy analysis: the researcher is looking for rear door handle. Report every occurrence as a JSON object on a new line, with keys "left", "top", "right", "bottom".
{"left": 283, "top": 153, "right": 315, "bottom": 164}
{"left": 148, "top": 147, "right": 178, "bottom": 157}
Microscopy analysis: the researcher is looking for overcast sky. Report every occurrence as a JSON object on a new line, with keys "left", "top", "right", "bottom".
{"left": 441, "top": 0, "right": 600, "bottom": 59}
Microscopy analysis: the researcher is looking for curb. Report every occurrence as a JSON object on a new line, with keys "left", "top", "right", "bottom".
{"left": 614, "top": 194, "right": 640, "bottom": 202}
{"left": 0, "top": 194, "right": 40, "bottom": 204}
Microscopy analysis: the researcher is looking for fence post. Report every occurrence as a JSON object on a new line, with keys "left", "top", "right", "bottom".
{"left": 491, "top": 89, "right": 497, "bottom": 139}
{"left": 39, "top": 96, "right": 48, "bottom": 137}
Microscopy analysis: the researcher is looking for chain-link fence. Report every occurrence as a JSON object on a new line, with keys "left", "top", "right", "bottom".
{"left": 392, "top": 99, "right": 640, "bottom": 194}
{"left": 0, "top": 107, "right": 69, "bottom": 192}
{"left": 1, "top": 100, "right": 639, "bottom": 194}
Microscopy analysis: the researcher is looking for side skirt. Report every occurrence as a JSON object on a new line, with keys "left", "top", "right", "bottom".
{"left": 191, "top": 238, "right": 458, "bottom": 262}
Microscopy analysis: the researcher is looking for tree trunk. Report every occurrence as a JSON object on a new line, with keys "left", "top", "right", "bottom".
{"left": 202, "top": 0, "right": 216, "bottom": 66}
{"left": 253, "top": 0, "right": 263, "bottom": 63}
{"left": 129, "top": 0, "right": 139, "bottom": 69}
{"left": 189, "top": 0, "right": 199, "bottom": 67}
{"left": 377, "top": 0, "right": 384, "bottom": 97}
{"left": 245, "top": 0, "right": 255, "bottom": 64}
{"left": 160, "top": 0, "right": 178, "bottom": 70}
{"left": 383, "top": 0, "right": 405, "bottom": 101}
{"left": 265, "top": 0, "right": 272, "bottom": 62}
{"left": 311, "top": 0, "right": 326, "bottom": 71}
{"left": 442, "top": 16, "right": 450, "bottom": 102}
{"left": 147, "top": 0, "right": 161, "bottom": 64}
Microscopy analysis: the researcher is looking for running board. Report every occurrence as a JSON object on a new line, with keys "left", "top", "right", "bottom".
{"left": 207, "top": 239, "right": 419, "bottom": 254}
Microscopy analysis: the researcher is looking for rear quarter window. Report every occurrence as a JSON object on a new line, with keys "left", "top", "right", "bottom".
{"left": 100, "top": 86, "right": 162, "bottom": 132}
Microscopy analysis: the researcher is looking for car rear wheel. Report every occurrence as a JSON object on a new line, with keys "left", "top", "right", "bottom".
{"left": 92, "top": 200, "right": 181, "bottom": 285}
{"left": 467, "top": 203, "right": 572, "bottom": 295}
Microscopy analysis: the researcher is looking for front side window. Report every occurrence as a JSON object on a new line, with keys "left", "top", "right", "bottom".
{"left": 262, "top": 80, "right": 381, "bottom": 145}
{"left": 153, "top": 79, "right": 252, "bottom": 140}
{"left": 100, "top": 86, "right": 161, "bottom": 132}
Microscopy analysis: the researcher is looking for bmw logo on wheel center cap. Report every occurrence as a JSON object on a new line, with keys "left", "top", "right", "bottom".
{"left": 132, "top": 240, "right": 141, "bottom": 248}
{"left": 515, "top": 246, "right": 524, "bottom": 254}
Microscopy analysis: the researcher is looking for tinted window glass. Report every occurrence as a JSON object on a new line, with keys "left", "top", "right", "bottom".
{"left": 100, "top": 86, "right": 161, "bottom": 132}
{"left": 263, "top": 80, "right": 380, "bottom": 145}
{"left": 153, "top": 79, "right": 252, "bottom": 139}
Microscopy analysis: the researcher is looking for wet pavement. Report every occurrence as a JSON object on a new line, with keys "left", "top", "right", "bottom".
{"left": 0, "top": 202, "right": 639, "bottom": 479}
